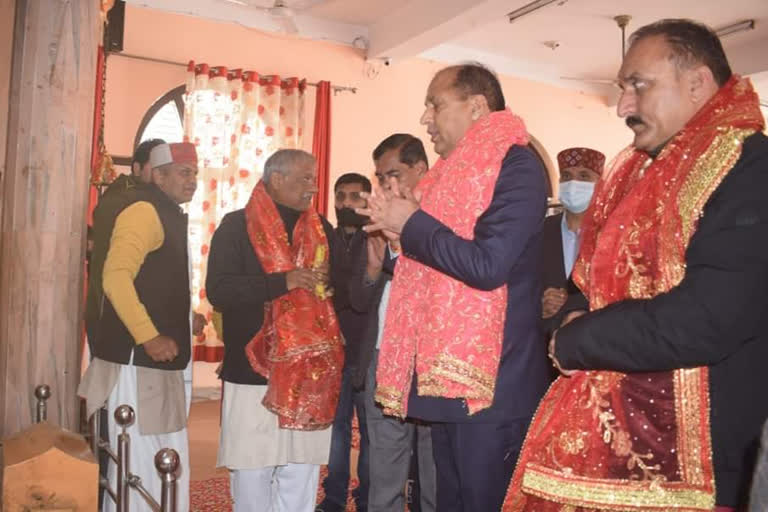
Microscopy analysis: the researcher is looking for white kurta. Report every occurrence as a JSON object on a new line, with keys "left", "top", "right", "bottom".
{"left": 218, "top": 383, "right": 331, "bottom": 512}
{"left": 96, "top": 207, "right": 196, "bottom": 511}
{"left": 103, "top": 243, "right": 194, "bottom": 512}
{"left": 102, "top": 358, "right": 191, "bottom": 512}
{"left": 217, "top": 382, "right": 332, "bottom": 469}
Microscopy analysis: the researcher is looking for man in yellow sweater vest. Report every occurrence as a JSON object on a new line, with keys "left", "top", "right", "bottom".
{"left": 80, "top": 142, "right": 198, "bottom": 512}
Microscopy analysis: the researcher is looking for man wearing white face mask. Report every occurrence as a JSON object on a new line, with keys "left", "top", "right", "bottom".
{"left": 540, "top": 147, "right": 604, "bottom": 333}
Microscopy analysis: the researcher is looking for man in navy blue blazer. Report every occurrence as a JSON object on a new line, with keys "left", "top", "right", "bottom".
{"left": 357, "top": 64, "right": 551, "bottom": 512}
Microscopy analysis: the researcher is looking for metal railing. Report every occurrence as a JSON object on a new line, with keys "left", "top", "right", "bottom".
{"left": 34, "top": 385, "right": 178, "bottom": 512}
{"left": 34, "top": 384, "right": 51, "bottom": 422}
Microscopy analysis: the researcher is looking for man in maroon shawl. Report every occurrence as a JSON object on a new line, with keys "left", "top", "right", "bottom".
{"left": 505, "top": 19, "right": 768, "bottom": 512}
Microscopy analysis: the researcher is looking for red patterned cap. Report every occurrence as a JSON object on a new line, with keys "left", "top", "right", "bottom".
{"left": 149, "top": 142, "right": 198, "bottom": 169}
{"left": 557, "top": 147, "right": 605, "bottom": 176}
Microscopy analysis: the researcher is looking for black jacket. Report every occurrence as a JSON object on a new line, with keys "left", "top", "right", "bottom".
{"left": 331, "top": 227, "right": 369, "bottom": 361}
{"left": 87, "top": 176, "right": 191, "bottom": 370}
{"left": 206, "top": 204, "right": 335, "bottom": 385}
{"left": 540, "top": 212, "right": 567, "bottom": 290}
{"left": 540, "top": 212, "right": 587, "bottom": 336}
{"left": 556, "top": 132, "right": 768, "bottom": 507}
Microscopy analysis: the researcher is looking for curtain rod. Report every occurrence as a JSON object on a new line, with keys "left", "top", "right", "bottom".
{"left": 110, "top": 52, "right": 358, "bottom": 94}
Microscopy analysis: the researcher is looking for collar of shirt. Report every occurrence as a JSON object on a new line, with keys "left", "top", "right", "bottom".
{"left": 560, "top": 213, "right": 581, "bottom": 278}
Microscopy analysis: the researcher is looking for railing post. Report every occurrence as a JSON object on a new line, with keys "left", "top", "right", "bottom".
{"left": 89, "top": 407, "right": 102, "bottom": 456}
{"left": 34, "top": 384, "right": 51, "bottom": 423}
{"left": 155, "top": 448, "right": 179, "bottom": 512}
{"left": 114, "top": 405, "right": 135, "bottom": 512}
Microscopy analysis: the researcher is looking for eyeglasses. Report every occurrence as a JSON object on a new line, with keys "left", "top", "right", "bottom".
{"left": 335, "top": 190, "right": 364, "bottom": 202}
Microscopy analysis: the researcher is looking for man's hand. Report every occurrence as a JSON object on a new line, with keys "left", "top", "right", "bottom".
{"left": 143, "top": 335, "right": 180, "bottom": 363}
{"left": 356, "top": 179, "right": 421, "bottom": 236}
{"left": 366, "top": 233, "right": 387, "bottom": 280}
{"left": 286, "top": 268, "right": 320, "bottom": 292}
{"left": 192, "top": 312, "right": 207, "bottom": 336}
{"left": 541, "top": 287, "right": 567, "bottom": 319}
{"left": 561, "top": 309, "right": 587, "bottom": 327}
{"left": 313, "top": 261, "right": 331, "bottom": 288}
{"left": 548, "top": 331, "right": 576, "bottom": 377}
{"left": 547, "top": 310, "right": 587, "bottom": 377}
{"left": 312, "top": 261, "right": 332, "bottom": 299}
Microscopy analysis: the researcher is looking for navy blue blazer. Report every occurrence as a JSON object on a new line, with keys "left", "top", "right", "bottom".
{"left": 400, "top": 145, "right": 551, "bottom": 424}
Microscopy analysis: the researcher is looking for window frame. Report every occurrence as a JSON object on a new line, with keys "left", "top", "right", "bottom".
{"left": 527, "top": 135, "right": 556, "bottom": 198}
{"left": 132, "top": 84, "right": 186, "bottom": 151}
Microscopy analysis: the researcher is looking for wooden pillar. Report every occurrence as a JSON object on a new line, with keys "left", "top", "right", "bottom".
{"left": 0, "top": 0, "right": 101, "bottom": 437}
{"left": 0, "top": 0, "right": 16, "bottom": 226}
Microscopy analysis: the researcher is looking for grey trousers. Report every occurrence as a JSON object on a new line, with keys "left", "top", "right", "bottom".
{"left": 750, "top": 419, "right": 768, "bottom": 511}
{"left": 365, "top": 350, "right": 437, "bottom": 512}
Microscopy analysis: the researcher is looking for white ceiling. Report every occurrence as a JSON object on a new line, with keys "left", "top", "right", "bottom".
{"left": 449, "top": 0, "right": 767, "bottom": 83}
{"left": 128, "top": 0, "right": 768, "bottom": 102}
{"left": 306, "top": 0, "right": 412, "bottom": 26}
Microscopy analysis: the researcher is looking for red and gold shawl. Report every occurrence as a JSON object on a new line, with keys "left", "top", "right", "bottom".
{"left": 244, "top": 180, "right": 344, "bottom": 430}
{"left": 375, "top": 109, "right": 529, "bottom": 417}
{"left": 504, "top": 76, "right": 764, "bottom": 511}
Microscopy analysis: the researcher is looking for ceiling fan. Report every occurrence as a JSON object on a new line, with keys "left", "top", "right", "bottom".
{"left": 561, "top": 15, "right": 763, "bottom": 93}
{"left": 220, "top": 0, "right": 325, "bottom": 34}
{"left": 559, "top": 15, "right": 631, "bottom": 85}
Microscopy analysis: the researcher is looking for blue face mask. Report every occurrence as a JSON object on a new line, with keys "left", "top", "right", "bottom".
{"left": 559, "top": 180, "right": 595, "bottom": 214}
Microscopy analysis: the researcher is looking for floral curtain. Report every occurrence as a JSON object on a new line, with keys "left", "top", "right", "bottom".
{"left": 184, "top": 61, "right": 306, "bottom": 362}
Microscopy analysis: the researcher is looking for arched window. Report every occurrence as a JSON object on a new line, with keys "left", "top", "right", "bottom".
{"left": 131, "top": 85, "right": 210, "bottom": 328}
{"left": 134, "top": 85, "right": 186, "bottom": 148}
{"left": 527, "top": 135, "right": 556, "bottom": 199}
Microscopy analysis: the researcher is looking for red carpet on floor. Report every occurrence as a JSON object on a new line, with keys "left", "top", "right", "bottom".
{"left": 190, "top": 476, "right": 232, "bottom": 512}
{"left": 191, "top": 414, "right": 365, "bottom": 510}
{"left": 190, "top": 467, "right": 361, "bottom": 511}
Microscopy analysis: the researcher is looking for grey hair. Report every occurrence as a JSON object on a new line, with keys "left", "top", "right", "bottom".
{"left": 262, "top": 149, "right": 316, "bottom": 184}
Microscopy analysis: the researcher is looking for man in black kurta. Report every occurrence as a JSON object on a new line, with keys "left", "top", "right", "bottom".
{"left": 207, "top": 149, "right": 337, "bottom": 512}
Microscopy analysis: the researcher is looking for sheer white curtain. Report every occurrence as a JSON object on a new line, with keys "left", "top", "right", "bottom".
{"left": 183, "top": 62, "right": 306, "bottom": 361}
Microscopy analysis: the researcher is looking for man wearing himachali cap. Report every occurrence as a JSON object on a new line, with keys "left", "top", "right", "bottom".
{"left": 540, "top": 147, "right": 605, "bottom": 335}
{"left": 79, "top": 142, "right": 199, "bottom": 512}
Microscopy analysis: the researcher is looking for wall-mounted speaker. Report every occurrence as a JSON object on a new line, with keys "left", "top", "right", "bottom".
{"left": 104, "top": 0, "right": 125, "bottom": 53}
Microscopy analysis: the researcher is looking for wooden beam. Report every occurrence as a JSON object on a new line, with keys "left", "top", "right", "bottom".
{"left": 0, "top": 0, "right": 101, "bottom": 437}
{"left": 0, "top": 0, "right": 17, "bottom": 232}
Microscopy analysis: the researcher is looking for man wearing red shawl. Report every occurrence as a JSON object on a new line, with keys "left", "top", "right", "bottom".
{"left": 503, "top": 19, "right": 768, "bottom": 511}
{"left": 359, "top": 64, "right": 551, "bottom": 511}
{"left": 206, "top": 149, "right": 344, "bottom": 512}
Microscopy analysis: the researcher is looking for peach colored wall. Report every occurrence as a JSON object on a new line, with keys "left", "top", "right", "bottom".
{"left": 105, "top": 5, "right": 631, "bottom": 205}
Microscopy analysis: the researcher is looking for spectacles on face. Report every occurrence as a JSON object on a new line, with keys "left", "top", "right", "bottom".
{"left": 335, "top": 190, "right": 364, "bottom": 203}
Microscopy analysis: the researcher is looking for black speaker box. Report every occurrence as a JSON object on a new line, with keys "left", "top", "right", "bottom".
{"left": 104, "top": 0, "right": 125, "bottom": 53}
